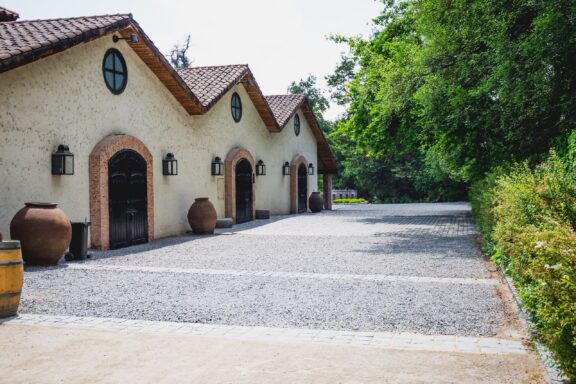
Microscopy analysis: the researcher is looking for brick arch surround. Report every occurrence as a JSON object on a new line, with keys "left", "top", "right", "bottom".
{"left": 89, "top": 134, "right": 154, "bottom": 250}
{"left": 225, "top": 147, "right": 256, "bottom": 223}
{"left": 290, "top": 154, "right": 309, "bottom": 214}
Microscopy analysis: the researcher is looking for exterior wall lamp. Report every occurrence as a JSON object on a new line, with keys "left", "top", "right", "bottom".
{"left": 112, "top": 34, "right": 139, "bottom": 43}
{"left": 162, "top": 153, "right": 178, "bottom": 176}
{"left": 256, "top": 160, "right": 266, "bottom": 176}
{"left": 51, "top": 144, "right": 74, "bottom": 175}
{"left": 211, "top": 156, "right": 224, "bottom": 176}
{"left": 308, "top": 163, "right": 315, "bottom": 175}
{"left": 282, "top": 161, "right": 290, "bottom": 176}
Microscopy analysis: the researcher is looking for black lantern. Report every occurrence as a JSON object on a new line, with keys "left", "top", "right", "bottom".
{"left": 162, "top": 153, "right": 178, "bottom": 176}
{"left": 211, "top": 156, "right": 224, "bottom": 176}
{"left": 51, "top": 144, "right": 74, "bottom": 175}
{"left": 308, "top": 163, "right": 315, "bottom": 175}
{"left": 256, "top": 160, "right": 266, "bottom": 176}
{"left": 282, "top": 161, "right": 290, "bottom": 176}
{"left": 112, "top": 33, "right": 139, "bottom": 43}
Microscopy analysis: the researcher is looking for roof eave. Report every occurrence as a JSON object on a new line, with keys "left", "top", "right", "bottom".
{"left": 239, "top": 70, "right": 280, "bottom": 132}
{"left": 0, "top": 17, "right": 133, "bottom": 74}
{"left": 118, "top": 20, "right": 205, "bottom": 115}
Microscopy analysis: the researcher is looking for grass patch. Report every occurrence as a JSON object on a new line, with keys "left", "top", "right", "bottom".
{"left": 333, "top": 198, "right": 368, "bottom": 204}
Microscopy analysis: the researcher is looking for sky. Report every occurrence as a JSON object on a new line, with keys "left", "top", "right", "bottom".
{"left": 3, "top": 0, "right": 382, "bottom": 119}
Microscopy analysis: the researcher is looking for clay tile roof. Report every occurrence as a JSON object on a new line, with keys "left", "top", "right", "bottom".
{"left": 177, "top": 65, "right": 249, "bottom": 109}
{"left": 266, "top": 94, "right": 338, "bottom": 173}
{"left": 0, "top": 6, "right": 19, "bottom": 22}
{"left": 265, "top": 94, "right": 306, "bottom": 128}
{"left": 0, "top": 14, "right": 131, "bottom": 72}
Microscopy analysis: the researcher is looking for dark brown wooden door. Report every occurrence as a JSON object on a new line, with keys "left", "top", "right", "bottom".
{"left": 298, "top": 164, "right": 308, "bottom": 213}
{"left": 235, "top": 159, "right": 253, "bottom": 223}
{"left": 108, "top": 150, "right": 148, "bottom": 249}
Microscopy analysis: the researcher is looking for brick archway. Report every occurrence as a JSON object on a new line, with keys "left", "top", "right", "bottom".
{"left": 89, "top": 135, "right": 154, "bottom": 250}
{"left": 225, "top": 147, "right": 256, "bottom": 224}
{"left": 290, "top": 154, "right": 308, "bottom": 214}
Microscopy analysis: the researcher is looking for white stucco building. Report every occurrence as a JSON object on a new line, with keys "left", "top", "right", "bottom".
{"left": 0, "top": 8, "right": 337, "bottom": 249}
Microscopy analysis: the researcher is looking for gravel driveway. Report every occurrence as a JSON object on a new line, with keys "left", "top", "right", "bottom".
{"left": 20, "top": 202, "right": 509, "bottom": 336}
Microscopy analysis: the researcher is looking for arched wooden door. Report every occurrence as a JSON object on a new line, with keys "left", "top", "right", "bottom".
{"left": 108, "top": 150, "right": 148, "bottom": 249}
{"left": 298, "top": 163, "right": 308, "bottom": 213}
{"left": 235, "top": 158, "right": 253, "bottom": 223}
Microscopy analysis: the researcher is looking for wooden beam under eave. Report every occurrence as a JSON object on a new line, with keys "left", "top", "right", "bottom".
{"left": 120, "top": 26, "right": 204, "bottom": 116}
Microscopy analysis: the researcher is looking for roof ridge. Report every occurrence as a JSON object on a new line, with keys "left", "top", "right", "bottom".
{"left": 265, "top": 94, "right": 305, "bottom": 98}
{"left": 178, "top": 64, "right": 248, "bottom": 70}
{"left": 5, "top": 13, "right": 132, "bottom": 24}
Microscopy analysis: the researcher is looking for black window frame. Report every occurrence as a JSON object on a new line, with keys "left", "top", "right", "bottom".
{"left": 231, "top": 92, "right": 242, "bottom": 122}
{"left": 102, "top": 48, "right": 128, "bottom": 95}
{"left": 294, "top": 113, "right": 301, "bottom": 136}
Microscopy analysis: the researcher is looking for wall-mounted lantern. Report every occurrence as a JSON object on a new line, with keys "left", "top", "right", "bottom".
{"left": 256, "top": 160, "right": 266, "bottom": 176}
{"left": 211, "top": 156, "right": 224, "bottom": 176}
{"left": 51, "top": 144, "right": 74, "bottom": 175}
{"left": 308, "top": 163, "right": 315, "bottom": 175}
{"left": 162, "top": 153, "right": 178, "bottom": 176}
{"left": 282, "top": 161, "right": 290, "bottom": 176}
{"left": 112, "top": 33, "right": 139, "bottom": 44}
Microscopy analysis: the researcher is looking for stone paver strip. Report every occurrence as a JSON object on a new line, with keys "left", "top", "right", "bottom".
{"left": 61, "top": 263, "right": 497, "bottom": 285}
{"left": 1, "top": 314, "right": 526, "bottom": 355}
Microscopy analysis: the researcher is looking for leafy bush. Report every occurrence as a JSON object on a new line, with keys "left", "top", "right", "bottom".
{"left": 333, "top": 198, "right": 368, "bottom": 204}
{"left": 471, "top": 152, "right": 576, "bottom": 379}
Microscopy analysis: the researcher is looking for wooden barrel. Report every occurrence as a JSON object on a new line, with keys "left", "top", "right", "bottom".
{"left": 0, "top": 241, "right": 23, "bottom": 318}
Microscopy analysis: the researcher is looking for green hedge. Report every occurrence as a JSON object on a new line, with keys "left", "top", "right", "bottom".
{"left": 470, "top": 152, "right": 576, "bottom": 379}
{"left": 333, "top": 198, "right": 368, "bottom": 204}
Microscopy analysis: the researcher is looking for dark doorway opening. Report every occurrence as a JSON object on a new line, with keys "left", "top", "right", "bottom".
{"left": 298, "top": 163, "right": 308, "bottom": 213}
{"left": 108, "top": 150, "right": 148, "bottom": 249}
{"left": 235, "top": 158, "right": 253, "bottom": 223}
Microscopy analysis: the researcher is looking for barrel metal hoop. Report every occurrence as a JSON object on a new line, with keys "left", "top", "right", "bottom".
{"left": 0, "top": 240, "right": 21, "bottom": 250}
{"left": 0, "top": 260, "right": 23, "bottom": 266}
{"left": 0, "top": 292, "right": 21, "bottom": 299}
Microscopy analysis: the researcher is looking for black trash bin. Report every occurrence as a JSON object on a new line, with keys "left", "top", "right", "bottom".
{"left": 69, "top": 221, "right": 91, "bottom": 260}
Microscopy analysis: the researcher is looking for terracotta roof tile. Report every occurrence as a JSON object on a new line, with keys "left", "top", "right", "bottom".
{"left": 177, "top": 65, "right": 249, "bottom": 108}
{"left": 265, "top": 94, "right": 306, "bottom": 128}
{"left": 0, "top": 14, "right": 131, "bottom": 72}
{"left": 0, "top": 6, "right": 19, "bottom": 22}
{"left": 266, "top": 94, "right": 338, "bottom": 173}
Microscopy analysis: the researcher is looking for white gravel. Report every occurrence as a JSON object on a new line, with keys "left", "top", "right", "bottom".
{"left": 20, "top": 202, "right": 508, "bottom": 336}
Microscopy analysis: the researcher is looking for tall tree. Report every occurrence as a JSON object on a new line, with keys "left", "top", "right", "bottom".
{"left": 168, "top": 35, "right": 192, "bottom": 68}
{"left": 288, "top": 75, "right": 333, "bottom": 133}
{"left": 329, "top": 0, "right": 576, "bottom": 195}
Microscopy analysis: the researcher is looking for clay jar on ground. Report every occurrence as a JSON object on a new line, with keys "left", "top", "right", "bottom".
{"left": 187, "top": 198, "right": 217, "bottom": 234}
{"left": 308, "top": 192, "right": 324, "bottom": 213}
{"left": 10, "top": 203, "right": 72, "bottom": 266}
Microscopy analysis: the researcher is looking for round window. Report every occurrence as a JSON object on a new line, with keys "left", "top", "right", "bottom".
{"left": 102, "top": 48, "right": 127, "bottom": 94}
{"left": 294, "top": 114, "right": 301, "bottom": 136}
{"left": 231, "top": 92, "right": 242, "bottom": 122}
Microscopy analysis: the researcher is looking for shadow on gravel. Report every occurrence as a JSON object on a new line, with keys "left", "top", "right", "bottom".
{"left": 357, "top": 232, "right": 481, "bottom": 259}
{"left": 69, "top": 214, "right": 296, "bottom": 263}
{"left": 356, "top": 215, "right": 472, "bottom": 226}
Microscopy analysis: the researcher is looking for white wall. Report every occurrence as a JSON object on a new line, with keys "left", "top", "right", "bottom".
{"left": 0, "top": 35, "right": 318, "bottom": 240}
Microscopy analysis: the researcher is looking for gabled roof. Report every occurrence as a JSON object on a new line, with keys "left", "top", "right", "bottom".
{"left": 0, "top": 12, "right": 338, "bottom": 173}
{"left": 178, "top": 64, "right": 279, "bottom": 131}
{"left": 266, "top": 94, "right": 306, "bottom": 127}
{"left": 265, "top": 94, "right": 338, "bottom": 174}
{"left": 177, "top": 65, "right": 248, "bottom": 108}
{"left": 0, "top": 6, "right": 18, "bottom": 22}
{"left": 0, "top": 14, "right": 131, "bottom": 70}
{"left": 0, "top": 14, "right": 204, "bottom": 114}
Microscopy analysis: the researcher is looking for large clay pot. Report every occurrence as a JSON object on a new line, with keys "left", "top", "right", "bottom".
{"left": 10, "top": 203, "right": 72, "bottom": 266}
{"left": 309, "top": 192, "right": 324, "bottom": 213}
{"left": 187, "top": 198, "right": 217, "bottom": 235}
